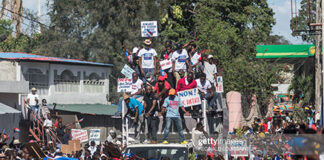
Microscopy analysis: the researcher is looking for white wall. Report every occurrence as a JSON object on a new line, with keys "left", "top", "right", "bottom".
{"left": 0, "top": 60, "right": 17, "bottom": 81}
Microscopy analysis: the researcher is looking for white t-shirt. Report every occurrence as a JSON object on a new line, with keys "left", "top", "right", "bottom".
{"left": 191, "top": 52, "right": 200, "bottom": 66}
{"left": 27, "top": 93, "right": 39, "bottom": 106}
{"left": 203, "top": 61, "right": 217, "bottom": 82}
{"left": 88, "top": 146, "right": 97, "bottom": 156}
{"left": 195, "top": 79, "right": 212, "bottom": 94}
{"left": 131, "top": 79, "right": 143, "bottom": 95}
{"left": 43, "top": 119, "right": 52, "bottom": 127}
{"left": 138, "top": 48, "right": 157, "bottom": 69}
{"left": 172, "top": 49, "right": 189, "bottom": 71}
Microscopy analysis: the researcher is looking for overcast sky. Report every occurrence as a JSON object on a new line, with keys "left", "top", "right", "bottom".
{"left": 22, "top": 0, "right": 306, "bottom": 44}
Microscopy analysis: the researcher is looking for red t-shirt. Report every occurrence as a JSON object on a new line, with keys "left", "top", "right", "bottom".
{"left": 154, "top": 81, "right": 171, "bottom": 94}
{"left": 262, "top": 123, "right": 268, "bottom": 132}
{"left": 176, "top": 77, "right": 197, "bottom": 92}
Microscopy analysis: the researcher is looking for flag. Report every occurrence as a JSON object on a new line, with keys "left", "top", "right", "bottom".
{"left": 78, "top": 118, "right": 84, "bottom": 123}
{"left": 13, "top": 128, "right": 21, "bottom": 133}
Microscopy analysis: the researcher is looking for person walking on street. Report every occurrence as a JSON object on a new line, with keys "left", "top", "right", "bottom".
{"left": 159, "top": 89, "right": 190, "bottom": 144}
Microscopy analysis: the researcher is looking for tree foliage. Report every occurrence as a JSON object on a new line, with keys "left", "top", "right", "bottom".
{"left": 193, "top": 0, "right": 279, "bottom": 116}
{"left": 290, "top": 0, "right": 316, "bottom": 43}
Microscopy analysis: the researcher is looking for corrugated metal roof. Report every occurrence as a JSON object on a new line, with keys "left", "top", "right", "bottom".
{"left": 48, "top": 104, "right": 117, "bottom": 116}
{"left": 0, "top": 52, "right": 113, "bottom": 67}
{"left": 0, "top": 103, "right": 21, "bottom": 114}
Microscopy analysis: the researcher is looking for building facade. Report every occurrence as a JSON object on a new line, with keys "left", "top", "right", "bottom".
{"left": 0, "top": 52, "right": 113, "bottom": 114}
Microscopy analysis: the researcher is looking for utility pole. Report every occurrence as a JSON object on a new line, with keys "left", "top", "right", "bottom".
{"left": 315, "top": 0, "right": 321, "bottom": 113}
{"left": 316, "top": 0, "right": 324, "bottom": 126}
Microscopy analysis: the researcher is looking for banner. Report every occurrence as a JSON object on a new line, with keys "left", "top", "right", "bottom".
{"left": 121, "top": 64, "right": 135, "bottom": 79}
{"left": 71, "top": 129, "right": 88, "bottom": 143}
{"left": 159, "top": 59, "right": 172, "bottom": 70}
{"left": 141, "top": 21, "right": 158, "bottom": 37}
{"left": 177, "top": 88, "right": 201, "bottom": 107}
{"left": 89, "top": 129, "right": 101, "bottom": 145}
{"left": 117, "top": 78, "right": 132, "bottom": 92}
{"left": 215, "top": 76, "right": 224, "bottom": 93}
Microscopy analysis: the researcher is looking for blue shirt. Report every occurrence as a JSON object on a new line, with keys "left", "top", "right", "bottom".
{"left": 163, "top": 96, "right": 183, "bottom": 117}
{"left": 127, "top": 98, "right": 143, "bottom": 115}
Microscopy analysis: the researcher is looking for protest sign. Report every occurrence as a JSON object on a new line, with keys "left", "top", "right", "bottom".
{"left": 159, "top": 59, "right": 172, "bottom": 70}
{"left": 89, "top": 129, "right": 101, "bottom": 145}
{"left": 215, "top": 76, "right": 224, "bottom": 93}
{"left": 71, "top": 129, "right": 88, "bottom": 143}
{"left": 117, "top": 78, "right": 132, "bottom": 92}
{"left": 228, "top": 139, "right": 248, "bottom": 157}
{"left": 141, "top": 21, "right": 158, "bottom": 37}
{"left": 177, "top": 88, "right": 201, "bottom": 107}
{"left": 61, "top": 140, "right": 81, "bottom": 155}
{"left": 121, "top": 64, "right": 135, "bottom": 79}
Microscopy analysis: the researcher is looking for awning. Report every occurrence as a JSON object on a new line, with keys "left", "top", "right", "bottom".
{"left": 49, "top": 104, "right": 117, "bottom": 116}
{"left": 256, "top": 44, "right": 315, "bottom": 59}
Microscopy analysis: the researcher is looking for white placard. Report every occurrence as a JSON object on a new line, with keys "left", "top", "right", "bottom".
{"left": 121, "top": 64, "right": 135, "bottom": 79}
{"left": 117, "top": 78, "right": 132, "bottom": 92}
{"left": 71, "top": 129, "right": 88, "bottom": 143}
{"left": 159, "top": 59, "right": 172, "bottom": 70}
{"left": 215, "top": 76, "right": 224, "bottom": 93}
{"left": 89, "top": 129, "right": 101, "bottom": 145}
{"left": 178, "top": 88, "right": 201, "bottom": 107}
{"left": 228, "top": 139, "right": 248, "bottom": 157}
{"left": 141, "top": 21, "right": 158, "bottom": 37}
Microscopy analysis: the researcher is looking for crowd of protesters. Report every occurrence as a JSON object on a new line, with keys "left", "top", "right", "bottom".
{"left": 116, "top": 38, "right": 222, "bottom": 144}
{"left": 2, "top": 38, "right": 324, "bottom": 160}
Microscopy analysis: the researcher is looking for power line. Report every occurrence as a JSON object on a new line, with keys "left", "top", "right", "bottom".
{"left": 0, "top": 5, "right": 49, "bottom": 28}
{"left": 1, "top": 11, "right": 40, "bottom": 33}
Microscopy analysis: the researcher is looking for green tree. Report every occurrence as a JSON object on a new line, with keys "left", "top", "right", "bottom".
{"left": 0, "top": 19, "right": 39, "bottom": 52}
{"left": 259, "top": 35, "right": 290, "bottom": 45}
{"left": 193, "top": 0, "right": 279, "bottom": 116}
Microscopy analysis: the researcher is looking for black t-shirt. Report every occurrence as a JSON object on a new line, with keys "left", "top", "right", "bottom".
{"left": 56, "top": 126, "right": 65, "bottom": 142}
{"left": 143, "top": 92, "right": 157, "bottom": 115}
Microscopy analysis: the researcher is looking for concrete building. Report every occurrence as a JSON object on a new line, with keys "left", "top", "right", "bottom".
{"left": 0, "top": 52, "right": 113, "bottom": 117}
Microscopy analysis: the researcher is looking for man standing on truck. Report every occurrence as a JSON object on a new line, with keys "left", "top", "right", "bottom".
{"left": 159, "top": 88, "right": 189, "bottom": 144}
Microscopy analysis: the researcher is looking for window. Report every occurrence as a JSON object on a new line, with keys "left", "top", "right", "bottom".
{"left": 23, "top": 68, "right": 49, "bottom": 95}
{"left": 54, "top": 69, "right": 80, "bottom": 92}
{"left": 83, "top": 72, "right": 105, "bottom": 93}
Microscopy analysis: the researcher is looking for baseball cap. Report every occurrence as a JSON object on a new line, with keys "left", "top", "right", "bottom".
{"left": 168, "top": 89, "right": 176, "bottom": 95}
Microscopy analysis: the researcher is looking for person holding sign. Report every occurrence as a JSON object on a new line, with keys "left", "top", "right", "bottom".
{"left": 159, "top": 89, "right": 189, "bottom": 144}
{"left": 172, "top": 44, "right": 191, "bottom": 86}
{"left": 138, "top": 39, "right": 157, "bottom": 82}
{"left": 160, "top": 40, "right": 176, "bottom": 88}
{"left": 115, "top": 72, "right": 143, "bottom": 116}
{"left": 196, "top": 73, "right": 219, "bottom": 111}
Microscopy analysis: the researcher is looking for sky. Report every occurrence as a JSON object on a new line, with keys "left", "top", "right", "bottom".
{"left": 22, "top": 0, "right": 306, "bottom": 44}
